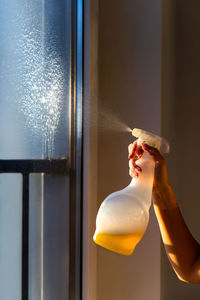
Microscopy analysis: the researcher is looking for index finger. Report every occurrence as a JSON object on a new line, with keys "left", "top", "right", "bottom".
{"left": 128, "top": 141, "right": 137, "bottom": 159}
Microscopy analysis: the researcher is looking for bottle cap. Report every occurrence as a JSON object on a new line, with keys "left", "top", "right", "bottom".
{"left": 132, "top": 128, "right": 170, "bottom": 153}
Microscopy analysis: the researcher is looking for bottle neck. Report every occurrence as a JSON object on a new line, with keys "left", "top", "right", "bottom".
{"left": 129, "top": 152, "right": 155, "bottom": 207}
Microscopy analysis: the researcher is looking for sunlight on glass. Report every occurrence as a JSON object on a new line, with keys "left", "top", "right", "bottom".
{"left": 0, "top": 0, "right": 70, "bottom": 159}
{"left": 16, "top": 4, "right": 65, "bottom": 157}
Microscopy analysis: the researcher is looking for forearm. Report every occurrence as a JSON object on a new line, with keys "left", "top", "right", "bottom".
{"left": 153, "top": 184, "right": 200, "bottom": 282}
{"left": 128, "top": 142, "right": 200, "bottom": 282}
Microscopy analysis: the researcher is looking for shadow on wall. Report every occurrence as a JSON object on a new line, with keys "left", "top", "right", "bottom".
{"left": 162, "top": 0, "right": 200, "bottom": 299}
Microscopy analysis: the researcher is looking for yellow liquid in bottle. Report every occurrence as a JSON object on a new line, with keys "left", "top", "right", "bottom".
{"left": 93, "top": 231, "right": 144, "bottom": 256}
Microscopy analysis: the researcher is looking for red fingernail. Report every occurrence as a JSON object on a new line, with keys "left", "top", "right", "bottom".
{"left": 137, "top": 148, "right": 144, "bottom": 156}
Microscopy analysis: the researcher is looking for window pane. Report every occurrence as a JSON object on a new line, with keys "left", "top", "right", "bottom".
{"left": 0, "top": 0, "right": 70, "bottom": 159}
{"left": 29, "top": 174, "right": 69, "bottom": 300}
{"left": 0, "top": 174, "right": 22, "bottom": 300}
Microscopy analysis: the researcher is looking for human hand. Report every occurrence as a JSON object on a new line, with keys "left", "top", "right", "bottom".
{"left": 128, "top": 141, "right": 170, "bottom": 190}
{"left": 128, "top": 141, "right": 143, "bottom": 178}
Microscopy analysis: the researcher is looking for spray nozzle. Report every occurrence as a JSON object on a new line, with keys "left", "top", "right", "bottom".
{"left": 132, "top": 128, "right": 170, "bottom": 154}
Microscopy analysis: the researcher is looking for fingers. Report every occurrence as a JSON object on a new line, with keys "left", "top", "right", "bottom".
{"left": 137, "top": 146, "right": 144, "bottom": 157}
{"left": 129, "top": 159, "right": 142, "bottom": 172}
{"left": 129, "top": 169, "right": 139, "bottom": 178}
{"left": 128, "top": 141, "right": 137, "bottom": 159}
{"left": 142, "top": 143, "right": 164, "bottom": 164}
{"left": 129, "top": 158, "right": 142, "bottom": 178}
{"left": 128, "top": 141, "right": 144, "bottom": 159}
{"left": 128, "top": 141, "right": 144, "bottom": 178}
{"left": 129, "top": 141, "right": 167, "bottom": 183}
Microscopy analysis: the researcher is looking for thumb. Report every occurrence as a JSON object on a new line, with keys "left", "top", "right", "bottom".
{"left": 141, "top": 143, "right": 164, "bottom": 164}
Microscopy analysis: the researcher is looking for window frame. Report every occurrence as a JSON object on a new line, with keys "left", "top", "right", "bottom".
{"left": 0, "top": 0, "right": 83, "bottom": 299}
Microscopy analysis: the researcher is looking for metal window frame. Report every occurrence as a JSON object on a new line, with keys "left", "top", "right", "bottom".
{"left": 69, "top": 0, "right": 83, "bottom": 299}
{"left": 0, "top": 0, "right": 83, "bottom": 298}
{"left": 0, "top": 159, "right": 69, "bottom": 300}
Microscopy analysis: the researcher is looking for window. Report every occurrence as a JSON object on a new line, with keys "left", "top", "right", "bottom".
{"left": 0, "top": 0, "right": 83, "bottom": 299}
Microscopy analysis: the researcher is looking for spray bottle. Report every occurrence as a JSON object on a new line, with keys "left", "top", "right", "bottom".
{"left": 93, "top": 128, "right": 169, "bottom": 255}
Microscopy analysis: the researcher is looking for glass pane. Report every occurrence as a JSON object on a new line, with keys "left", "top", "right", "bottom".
{"left": 0, "top": 174, "right": 22, "bottom": 300}
{"left": 0, "top": 0, "right": 70, "bottom": 159}
{"left": 29, "top": 174, "right": 69, "bottom": 300}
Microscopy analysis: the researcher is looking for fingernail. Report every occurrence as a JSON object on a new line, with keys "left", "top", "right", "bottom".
{"left": 137, "top": 148, "right": 144, "bottom": 156}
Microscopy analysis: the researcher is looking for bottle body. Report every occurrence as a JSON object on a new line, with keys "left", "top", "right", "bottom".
{"left": 93, "top": 153, "right": 155, "bottom": 255}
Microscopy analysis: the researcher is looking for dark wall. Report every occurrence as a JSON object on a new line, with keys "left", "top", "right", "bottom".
{"left": 162, "top": 0, "right": 200, "bottom": 298}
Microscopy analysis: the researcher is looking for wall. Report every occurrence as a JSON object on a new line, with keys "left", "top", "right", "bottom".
{"left": 162, "top": 0, "right": 200, "bottom": 298}
{"left": 84, "top": 1, "right": 200, "bottom": 299}
{"left": 97, "top": 0, "right": 162, "bottom": 299}
{"left": 83, "top": 0, "right": 98, "bottom": 299}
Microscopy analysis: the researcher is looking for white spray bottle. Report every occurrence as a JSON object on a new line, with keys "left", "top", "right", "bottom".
{"left": 93, "top": 128, "right": 169, "bottom": 255}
